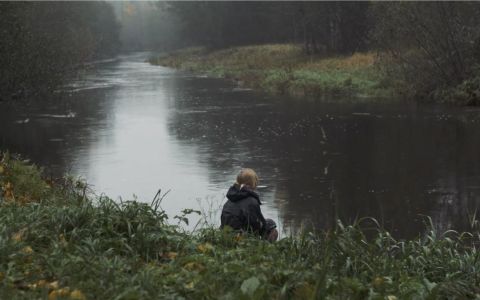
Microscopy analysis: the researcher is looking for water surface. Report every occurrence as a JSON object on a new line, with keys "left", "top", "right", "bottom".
{"left": 2, "top": 53, "right": 480, "bottom": 237}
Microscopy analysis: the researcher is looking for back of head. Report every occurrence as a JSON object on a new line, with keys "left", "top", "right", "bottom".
{"left": 235, "top": 168, "right": 258, "bottom": 189}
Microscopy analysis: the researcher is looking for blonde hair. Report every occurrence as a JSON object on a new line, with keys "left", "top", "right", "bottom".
{"left": 235, "top": 168, "right": 258, "bottom": 189}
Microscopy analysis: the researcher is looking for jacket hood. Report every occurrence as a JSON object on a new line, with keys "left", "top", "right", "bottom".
{"left": 226, "top": 185, "right": 261, "bottom": 204}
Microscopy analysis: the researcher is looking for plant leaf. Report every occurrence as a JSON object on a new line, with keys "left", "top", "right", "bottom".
{"left": 241, "top": 276, "right": 260, "bottom": 296}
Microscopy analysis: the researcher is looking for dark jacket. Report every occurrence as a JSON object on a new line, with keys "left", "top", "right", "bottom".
{"left": 220, "top": 185, "right": 266, "bottom": 234}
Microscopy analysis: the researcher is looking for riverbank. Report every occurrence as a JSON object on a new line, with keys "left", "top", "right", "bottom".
{"left": 1, "top": 153, "right": 480, "bottom": 299}
{"left": 149, "top": 45, "right": 394, "bottom": 101}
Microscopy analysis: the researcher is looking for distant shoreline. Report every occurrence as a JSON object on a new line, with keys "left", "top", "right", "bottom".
{"left": 149, "top": 44, "right": 395, "bottom": 103}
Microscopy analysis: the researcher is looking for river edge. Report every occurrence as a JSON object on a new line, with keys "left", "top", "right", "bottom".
{"left": 1, "top": 153, "right": 479, "bottom": 299}
{"left": 149, "top": 44, "right": 398, "bottom": 103}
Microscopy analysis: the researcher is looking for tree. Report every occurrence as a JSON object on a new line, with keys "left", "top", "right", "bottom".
{"left": 371, "top": 2, "right": 480, "bottom": 99}
{"left": 0, "top": 2, "right": 120, "bottom": 100}
{"left": 160, "top": 1, "right": 369, "bottom": 54}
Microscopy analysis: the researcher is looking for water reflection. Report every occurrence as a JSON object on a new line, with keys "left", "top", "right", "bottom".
{"left": 166, "top": 77, "right": 480, "bottom": 237}
{"left": 1, "top": 53, "right": 480, "bottom": 238}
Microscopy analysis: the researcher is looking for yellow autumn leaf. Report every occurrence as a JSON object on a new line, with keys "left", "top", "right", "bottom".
{"left": 0, "top": 165, "right": 4, "bottom": 174}
{"left": 49, "top": 281, "right": 60, "bottom": 290}
{"left": 27, "top": 279, "right": 47, "bottom": 289}
{"left": 57, "top": 287, "right": 71, "bottom": 297}
{"left": 49, "top": 288, "right": 71, "bottom": 300}
{"left": 183, "top": 262, "right": 205, "bottom": 272}
{"left": 59, "top": 234, "right": 67, "bottom": 247}
{"left": 372, "top": 276, "right": 384, "bottom": 288}
{"left": 48, "top": 290, "right": 59, "bottom": 300}
{"left": 36, "top": 279, "right": 48, "bottom": 288}
{"left": 4, "top": 190, "right": 14, "bottom": 201}
{"left": 12, "top": 232, "right": 23, "bottom": 242}
{"left": 3, "top": 182, "right": 14, "bottom": 201}
{"left": 70, "top": 289, "right": 87, "bottom": 300}
{"left": 197, "top": 242, "right": 213, "bottom": 253}
{"left": 18, "top": 195, "right": 32, "bottom": 204}
{"left": 21, "top": 246, "right": 33, "bottom": 254}
{"left": 184, "top": 282, "right": 195, "bottom": 289}
{"left": 387, "top": 296, "right": 398, "bottom": 300}
{"left": 165, "top": 252, "right": 178, "bottom": 259}
{"left": 3, "top": 181, "right": 13, "bottom": 191}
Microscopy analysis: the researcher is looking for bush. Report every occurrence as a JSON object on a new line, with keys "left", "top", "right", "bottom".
{"left": 434, "top": 75, "right": 480, "bottom": 105}
{"left": 371, "top": 2, "right": 480, "bottom": 102}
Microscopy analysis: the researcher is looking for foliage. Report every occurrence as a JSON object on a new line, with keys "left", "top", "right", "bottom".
{"left": 0, "top": 2, "right": 120, "bottom": 101}
{"left": 433, "top": 73, "right": 480, "bottom": 106}
{"left": 161, "top": 2, "right": 370, "bottom": 54}
{"left": 153, "top": 2, "right": 480, "bottom": 105}
{"left": 370, "top": 2, "right": 480, "bottom": 101}
{"left": 1, "top": 154, "right": 480, "bottom": 299}
{"left": 0, "top": 153, "right": 50, "bottom": 205}
{"left": 150, "top": 45, "right": 391, "bottom": 101}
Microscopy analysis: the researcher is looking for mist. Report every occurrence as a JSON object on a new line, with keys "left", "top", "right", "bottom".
{"left": 2, "top": 2, "right": 480, "bottom": 298}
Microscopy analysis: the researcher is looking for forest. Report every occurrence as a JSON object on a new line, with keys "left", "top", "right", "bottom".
{"left": 154, "top": 1, "right": 480, "bottom": 104}
{"left": 0, "top": 2, "right": 119, "bottom": 100}
{"left": 1, "top": 1, "right": 480, "bottom": 104}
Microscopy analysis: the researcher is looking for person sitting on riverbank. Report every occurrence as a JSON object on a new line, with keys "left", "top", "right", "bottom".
{"left": 220, "top": 168, "right": 278, "bottom": 242}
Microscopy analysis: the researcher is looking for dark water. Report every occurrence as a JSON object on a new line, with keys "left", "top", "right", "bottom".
{"left": 2, "top": 53, "right": 480, "bottom": 237}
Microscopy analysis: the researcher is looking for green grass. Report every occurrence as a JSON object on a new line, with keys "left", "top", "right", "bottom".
{"left": 1, "top": 152, "right": 480, "bottom": 299}
{"left": 149, "top": 45, "right": 394, "bottom": 101}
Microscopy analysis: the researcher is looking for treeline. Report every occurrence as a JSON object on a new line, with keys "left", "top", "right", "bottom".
{"left": 111, "top": 2, "right": 182, "bottom": 52}
{"left": 2, "top": 2, "right": 478, "bottom": 103}
{"left": 162, "top": 1, "right": 480, "bottom": 104}
{"left": 0, "top": 2, "right": 119, "bottom": 101}
{"left": 163, "top": 2, "right": 369, "bottom": 55}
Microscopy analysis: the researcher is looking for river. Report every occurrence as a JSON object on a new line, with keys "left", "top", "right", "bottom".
{"left": 1, "top": 52, "right": 480, "bottom": 238}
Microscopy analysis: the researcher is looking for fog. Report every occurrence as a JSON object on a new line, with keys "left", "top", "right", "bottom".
{"left": 110, "top": 1, "right": 183, "bottom": 52}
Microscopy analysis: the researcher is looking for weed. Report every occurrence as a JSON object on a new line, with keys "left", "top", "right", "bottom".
{"left": 1, "top": 154, "right": 480, "bottom": 299}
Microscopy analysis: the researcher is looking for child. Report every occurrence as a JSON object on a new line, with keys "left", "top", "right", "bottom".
{"left": 220, "top": 168, "right": 278, "bottom": 242}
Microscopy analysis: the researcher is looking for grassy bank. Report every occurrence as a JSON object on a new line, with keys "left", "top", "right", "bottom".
{"left": 149, "top": 45, "right": 393, "bottom": 100}
{"left": 1, "top": 153, "right": 480, "bottom": 299}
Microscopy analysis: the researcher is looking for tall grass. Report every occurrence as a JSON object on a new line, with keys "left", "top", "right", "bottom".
{"left": 1, "top": 153, "right": 480, "bottom": 299}
{"left": 149, "top": 45, "right": 394, "bottom": 101}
